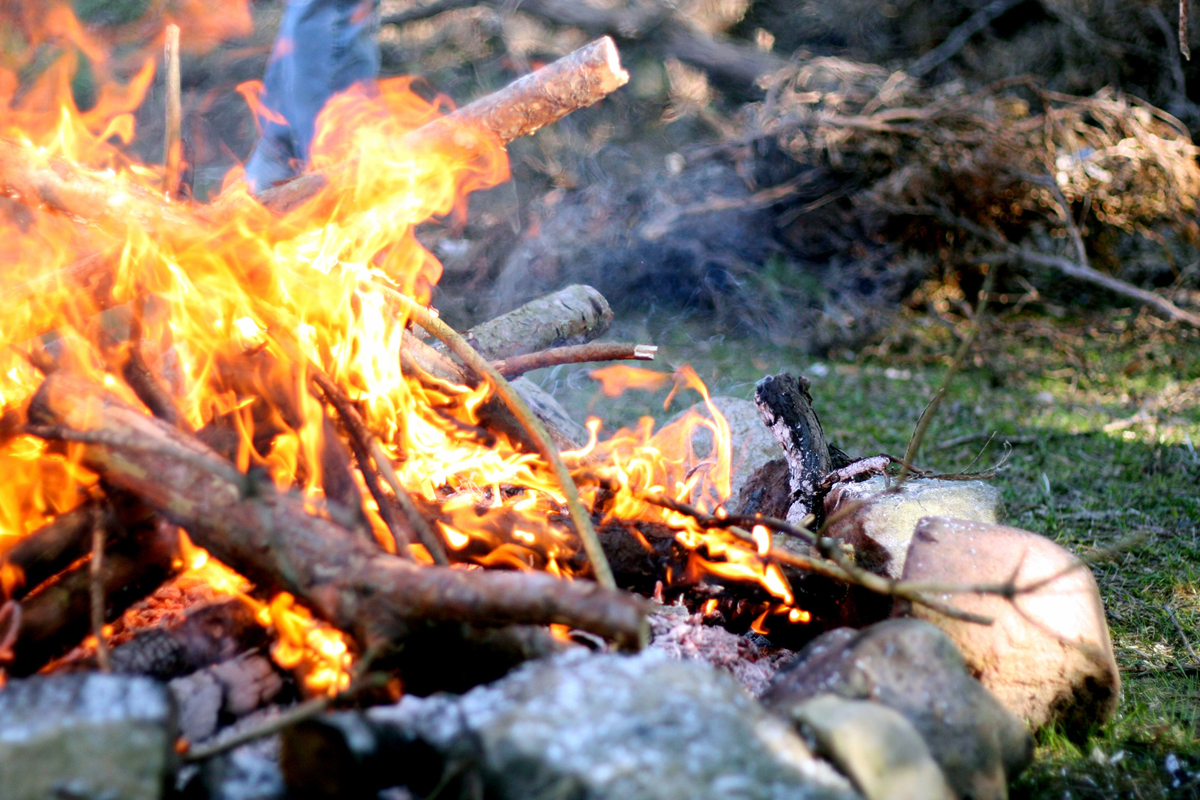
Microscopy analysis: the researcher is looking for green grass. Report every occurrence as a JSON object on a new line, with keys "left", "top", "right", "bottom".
{"left": 524, "top": 299, "right": 1200, "bottom": 798}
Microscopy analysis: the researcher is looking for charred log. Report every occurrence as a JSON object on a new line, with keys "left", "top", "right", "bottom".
{"left": 753, "top": 374, "right": 832, "bottom": 527}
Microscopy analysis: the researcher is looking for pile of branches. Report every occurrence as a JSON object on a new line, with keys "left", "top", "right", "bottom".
{"left": 722, "top": 57, "right": 1200, "bottom": 325}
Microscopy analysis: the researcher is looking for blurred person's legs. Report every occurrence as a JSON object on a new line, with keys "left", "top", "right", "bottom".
{"left": 244, "top": 0, "right": 380, "bottom": 193}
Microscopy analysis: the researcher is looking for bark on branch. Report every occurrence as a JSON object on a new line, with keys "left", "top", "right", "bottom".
{"left": 248, "top": 37, "right": 629, "bottom": 216}
{"left": 493, "top": 343, "right": 656, "bottom": 378}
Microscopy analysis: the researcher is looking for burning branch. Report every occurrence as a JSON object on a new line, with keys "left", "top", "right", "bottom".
{"left": 246, "top": 37, "right": 630, "bottom": 216}
{"left": 493, "top": 343, "right": 658, "bottom": 378}
{"left": 163, "top": 23, "right": 183, "bottom": 197}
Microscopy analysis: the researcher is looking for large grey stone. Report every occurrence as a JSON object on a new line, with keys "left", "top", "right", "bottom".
{"left": 762, "top": 618, "right": 1033, "bottom": 800}
{"left": 0, "top": 672, "right": 176, "bottom": 800}
{"left": 901, "top": 516, "right": 1121, "bottom": 736}
{"left": 825, "top": 477, "right": 1003, "bottom": 578}
{"left": 788, "top": 695, "right": 954, "bottom": 800}
{"left": 681, "top": 396, "right": 784, "bottom": 503}
{"left": 368, "top": 650, "right": 859, "bottom": 800}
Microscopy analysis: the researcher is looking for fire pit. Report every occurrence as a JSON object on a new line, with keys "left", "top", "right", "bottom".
{"left": 0, "top": 7, "right": 1122, "bottom": 800}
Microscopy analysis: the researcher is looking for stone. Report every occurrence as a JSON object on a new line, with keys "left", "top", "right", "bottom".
{"left": 735, "top": 457, "right": 791, "bottom": 518}
{"left": 824, "top": 477, "right": 1003, "bottom": 578}
{"left": 193, "top": 738, "right": 286, "bottom": 800}
{"left": 787, "top": 695, "right": 955, "bottom": 800}
{"left": 345, "top": 650, "right": 860, "bottom": 800}
{"left": 681, "top": 396, "right": 784, "bottom": 503}
{"left": 762, "top": 618, "right": 1033, "bottom": 800}
{"left": 900, "top": 516, "right": 1121, "bottom": 736}
{"left": 183, "top": 709, "right": 288, "bottom": 800}
{"left": 0, "top": 672, "right": 176, "bottom": 800}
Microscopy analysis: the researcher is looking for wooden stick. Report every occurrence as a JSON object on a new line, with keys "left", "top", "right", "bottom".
{"left": 386, "top": 292, "right": 617, "bottom": 590}
{"left": 249, "top": 37, "right": 629, "bottom": 216}
{"left": 493, "top": 343, "right": 656, "bottom": 378}
{"left": 642, "top": 491, "right": 995, "bottom": 625}
{"left": 0, "top": 136, "right": 201, "bottom": 236}
{"left": 753, "top": 373, "right": 832, "bottom": 526}
{"left": 0, "top": 490, "right": 160, "bottom": 602}
{"left": 2, "top": 40, "right": 629, "bottom": 322}
{"left": 163, "top": 23, "right": 183, "bottom": 198}
{"left": 27, "top": 372, "right": 646, "bottom": 650}
{"left": 88, "top": 507, "right": 112, "bottom": 672}
{"left": 7, "top": 515, "right": 179, "bottom": 676}
{"left": 1, "top": 504, "right": 96, "bottom": 600}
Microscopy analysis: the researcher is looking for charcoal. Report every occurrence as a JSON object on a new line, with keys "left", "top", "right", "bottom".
{"left": 109, "top": 599, "right": 268, "bottom": 679}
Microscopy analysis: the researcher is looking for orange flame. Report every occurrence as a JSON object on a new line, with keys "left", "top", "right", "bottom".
{"left": 0, "top": 0, "right": 813, "bottom": 692}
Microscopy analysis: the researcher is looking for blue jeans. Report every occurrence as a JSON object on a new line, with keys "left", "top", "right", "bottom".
{"left": 244, "top": 0, "right": 380, "bottom": 193}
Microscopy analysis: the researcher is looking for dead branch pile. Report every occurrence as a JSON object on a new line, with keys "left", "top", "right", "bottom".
{"left": 749, "top": 60, "right": 1200, "bottom": 235}
{"left": 729, "top": 59, "right": 1200, "bottom": 323}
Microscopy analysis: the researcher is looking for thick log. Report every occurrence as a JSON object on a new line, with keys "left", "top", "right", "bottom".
{"left": 27, "top": 372, "right": 648, "bottom": 651}
{"left": 456, "top": 284, "right": 614, "bottom": 361}
{"left": 7, "top": 517, "right": 179, "bottom": 676}
{"left": 0, "top": 138, "right": 201, "bottom": 239}
{"left": 1, "top": 505, "right": 94, "bottom": 601}
{"left": 431, "top": 285, "right": 619, "bottom": 448}
{"left": 248, "top": 38, "right": 629, "bottom": 217}
{"left": 753, "top": 374, "right": 832, "bottom": 527}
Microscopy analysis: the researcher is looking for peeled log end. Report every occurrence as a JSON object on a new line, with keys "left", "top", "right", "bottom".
{"left": 251, "top": 38, "right": 629, "bottom": 217}
{"left": 463, "top": 36, "right": 629, "bottom": 143}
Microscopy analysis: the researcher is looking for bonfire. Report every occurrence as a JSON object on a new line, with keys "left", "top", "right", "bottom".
{"left": 0, "top": 1, "right": 833, "bottom": 701}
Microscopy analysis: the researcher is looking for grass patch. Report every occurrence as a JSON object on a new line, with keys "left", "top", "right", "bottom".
{"left": 525, "top": 301, "right": 1200, "bottom": 798}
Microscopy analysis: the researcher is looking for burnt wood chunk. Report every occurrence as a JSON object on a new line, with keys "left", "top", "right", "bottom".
{"left": 753, "top": 374, "right": 832, "bottom": 526}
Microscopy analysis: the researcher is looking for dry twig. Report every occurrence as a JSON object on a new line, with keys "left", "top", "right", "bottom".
{"left": 492, "top": 343, "right": 656, "bottom": 378}
{"left": 88, "top": 507, "right": 111, "bottom": 672}
{"left": 163, "top": 24, "right": 182, "bottom": 197}
{"left": 902, "top": 266, "right": 997, "bottom": 472}
{"left": 310, "top": 372, "right": 418, "bottom": 562}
